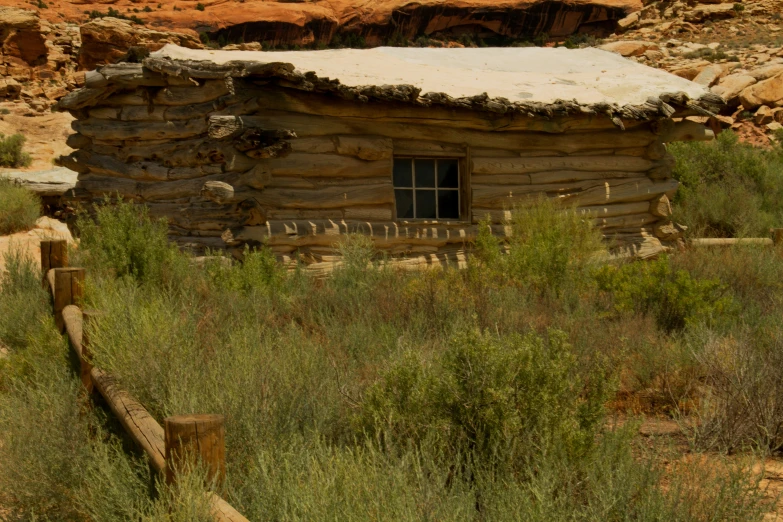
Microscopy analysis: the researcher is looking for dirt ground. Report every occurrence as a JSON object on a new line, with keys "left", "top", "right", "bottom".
{"left": 0, "top": 216, "right": 73, "bottom": 274}
{"left": 0, "top": 100, "right": 74, "bottom": 172}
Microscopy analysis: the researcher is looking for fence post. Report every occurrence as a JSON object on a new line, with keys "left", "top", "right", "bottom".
{"left": 773, "top": 229, "right": 783, "bottom": 246}
{"left": 80, "top": 309, "right": 105, "bottom": 394}
{"left": 164, "top": 414, "right": 226, "bottom": 488}
{"left": 53, "top": 267, "right": 85, "bottom": 332}
{"left": 41, "top": 239, "right": 68, "bottom": 285}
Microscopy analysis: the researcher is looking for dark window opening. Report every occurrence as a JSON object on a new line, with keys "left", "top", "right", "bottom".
{"left": 393, "top": 158, "right": 460, "bottom": 220}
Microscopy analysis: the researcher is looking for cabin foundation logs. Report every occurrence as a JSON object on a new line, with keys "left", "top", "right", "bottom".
{"left": 58, "top": 59, "right": 718, "bottom": 268}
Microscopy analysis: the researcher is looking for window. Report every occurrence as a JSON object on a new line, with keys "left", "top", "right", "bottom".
{"left": 393, "top": 158, "right": 461, "bottom": 220}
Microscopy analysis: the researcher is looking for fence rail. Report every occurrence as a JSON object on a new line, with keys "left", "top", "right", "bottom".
{"left": 41, "top": 240, "right": 249, "bottom": 522}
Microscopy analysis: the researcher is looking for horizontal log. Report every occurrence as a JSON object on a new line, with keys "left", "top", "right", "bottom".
{"left": 58, "top": 87, "right": 114, "bottom": 110}
{"left": 87, "top": 63, "right": 169, "bottom": 89}
{"left": 471, "top": 156, "right": 654, "bottom": 175}
{"left": 153, "top": 80, "right": 231, "bottom": 106}
{"left": 577, "top": 201, "right": 652, "bottom": 218}
{"left": 247, "top": 153, "right": 391, "bottom": 179}
{"left": 594, "top": 212, "right": 659, "bottom": 229}
{"left": 393, "top": 139, "right": 467, "bottom": 155}
{"left": 688, "top": 238, "right": 774, "bottom": 247}
{"left": 562, "top": 178, "right": 680, "bottom": 207}
{"left": 252, "top": 86, "right": 646, "bottom": 133}
{"left": 72, "top": 118, "right": 208, "bottom": 141}
{"left": 235, "top": 111, "right": 657, "bottom": 153}
{"left": 335, "top": 136, "right": 393, "bottom": 161}
{"left": 662, "top": 120, "right": 714, "bottom": 143}
{"left": 251, "top": 182, "right": 393, "bottom": 210}
{"left": 90, "top": 367, "right": 166, "bottom": 472}
{"left": 343, "top": 206, "right": 394, "bottom": 221}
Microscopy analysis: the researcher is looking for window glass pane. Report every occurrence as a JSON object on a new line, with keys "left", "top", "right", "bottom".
{"left": 415, "top": 159, "right": 436, "bottom": 188}
{"left": 438, "top": 190, "right": 460, "bottom": 219}
{"left": 438, "top": 159, "right": 459, "bottom": 189}
{"left": 395, "top": 189, "right": 414, "bottom": 219}
{"left": 415, "top": 190, "right": 436, "bottom": 219}
{"left": 393, "top": 159, "right": 413, "bottom": 187}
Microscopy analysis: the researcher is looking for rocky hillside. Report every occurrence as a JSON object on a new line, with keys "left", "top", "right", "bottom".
{"left": 1, "top": 0, "right": 640, "bottom": 48}
{"left": 598, "top": 0, "right": 783, "bottom": 144}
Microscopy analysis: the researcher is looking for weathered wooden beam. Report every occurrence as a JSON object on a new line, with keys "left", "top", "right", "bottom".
{"left": 235, "top": 111, "right": 657, "bottom": 153}
{"left": 471, "top": 156, "right": 655, "bottom": 175}
{"left": 40, "top": 240, "right": 68, "bottom": 285}
{"left": 688, "top": 238, "right": 774, "bottom": 247}
{"left": 53, "top": 267, "right": 84, "bottom": 332}
{"left": 164, "top": 414, "right": 226, "bottom": 487}
{"left": 72, "top": 118, "right": 208, "bottom": 141}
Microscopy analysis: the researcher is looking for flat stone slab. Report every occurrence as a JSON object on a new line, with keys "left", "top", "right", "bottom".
{"left": 0, "top": 167, "right": 77, "bottom": 196}
{"left": 155, "top": 44, "right": 710, "bottom": 107}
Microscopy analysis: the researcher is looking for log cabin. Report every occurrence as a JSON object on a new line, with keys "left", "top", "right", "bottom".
{"left": 57, "top": 44, "right": 724, "bottom": 270}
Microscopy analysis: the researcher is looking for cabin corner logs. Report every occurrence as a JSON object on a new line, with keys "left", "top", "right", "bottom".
{"left": 57, "top": 59, "right": 722, "bottom": 270}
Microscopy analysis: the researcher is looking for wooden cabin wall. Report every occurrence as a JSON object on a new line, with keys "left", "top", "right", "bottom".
{"left": 62, "top": 73, "right": 680, "bottom": 266}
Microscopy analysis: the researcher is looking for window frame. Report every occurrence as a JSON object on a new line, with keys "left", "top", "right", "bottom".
{"left": 392, "top": 155, "right": 470, "bottom": 223}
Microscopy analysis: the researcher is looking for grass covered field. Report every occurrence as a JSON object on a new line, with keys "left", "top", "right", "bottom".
{"left": 1, "top": 131, "right": 783, "bottom": 520}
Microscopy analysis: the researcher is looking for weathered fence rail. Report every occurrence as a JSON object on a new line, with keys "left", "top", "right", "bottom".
{"left": 41, "top": 240, "right": 248, "bottom": 522}
{"left": 687, "top": 229, "right": 783, "bottom": 248}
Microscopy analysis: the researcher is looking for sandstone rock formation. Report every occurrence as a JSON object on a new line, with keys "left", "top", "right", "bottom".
{"left": 0, "top": 0, "right": 641, "bottom": 50}
{"left": 79, "top": 17, "right": 203, "bottom": 70}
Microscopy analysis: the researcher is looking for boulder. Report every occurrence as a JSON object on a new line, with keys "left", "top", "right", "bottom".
{"left": 0, "top": 77, "right": 22, "bottom": 98}
{"left": 692, "top": 63, "right": 726, "bottom": 87}
{"left": 683, "top": 4, "right": 737, "bottom": 23}
{"left": 748, "top": 64, "right": 783, "bottom": 81}
{"left": 712, "top": 74, "right": 757, "bottom": 105}
{"left": 739, "top": 73, "right": 783, "bottom": 110}
{"left": 598, "top": 40, "right": 660, "bottom": 57}
{"left": 0, "top": 7, "right": 48, "bottom": 67}
{"left": 79, "top": 17, "right": 203, "bottom": 70}
{"left": 754, "top": 105, "right": 773, "bottom": 125}
{"left": 616, "top": 11, "right": 640, "bottom": 32}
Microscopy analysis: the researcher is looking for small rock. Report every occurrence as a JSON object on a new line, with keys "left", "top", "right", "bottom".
{"left": 598, "top": 40, "right": 660, "bottom": 57}
{"left": 739, "top": 72, "right": 783, "bottom": 110}
{"left": 693, "top": 63, "right": 727, "bottom": 86}
{"left": 754, "top": 105, "right": 773, "bottom": 124}
{"left": 766, "top": 122, "right": 783, "bottom": 131}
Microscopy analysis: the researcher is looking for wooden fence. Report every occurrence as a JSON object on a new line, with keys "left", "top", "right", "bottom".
{"left": 40, "top": 240, "right": 249, "bottom": 522}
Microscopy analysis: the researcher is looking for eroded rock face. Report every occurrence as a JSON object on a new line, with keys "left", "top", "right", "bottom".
{"left": 0, "top": 7, "right": 47, "bottom": 67}
{"left": 79, "top": 18, "right": 203, "bottom": 70}
{"left": 0, "top": 0, "right": 641, "bottom": 50}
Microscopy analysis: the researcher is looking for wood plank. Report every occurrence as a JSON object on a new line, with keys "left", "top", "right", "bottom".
{"left": 237, "top": 111, "right": 657, "bottom": 153}
{"left": 73, "top": 118, "right": 208, "bottom": 141}
{"left": 472, "top": 156, "right": 655, "bottom": 175}
{"left": 251, "top": 86, "right": 646, "bottom": 133}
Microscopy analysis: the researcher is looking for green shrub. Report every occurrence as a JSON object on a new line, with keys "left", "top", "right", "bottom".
{"left": 475, "top": 198, "right": 605, "bottom": 296}
{"left": 196, "top": 2, "right": 205, "bottom": 10}
{"left": 0, "top": 178, "right": 40, "bottom": 234}
{"left": 595, "top": 256, "right": 732, "bottom": 332}
{"left": 75, "top": 197, "right": 180, "bottom": 284}
{"left": 0, "top": 133, "right": 32, "bottom": 168}
{"left": 358, "top": 328, "right": 609, "bottom": 465}
{"left": 669, "top": 130, "right": 783, "bottom": 237}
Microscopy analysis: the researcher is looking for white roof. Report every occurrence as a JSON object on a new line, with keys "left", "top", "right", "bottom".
{"left": 153, "top": 44, "right": 708, "bottom": 107}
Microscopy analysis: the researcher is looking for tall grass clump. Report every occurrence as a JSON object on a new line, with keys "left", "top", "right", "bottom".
{"left": 76, "top": 197, "right": 183, "bottom": 284}
{"left": 0, "top": 178, "right": 40, "bottom": 234}
{"left": 474, "top": 197, "right": 605, "bottom": 296}
{"left": 0, "top": 249, "right": 217, "bottom": 520}
{"left": 669, "top": 130, "right": 783, "bottom": 237}
{"left": 2, "top": 199, "right": 767, "bottom": 520}
{"left": 0, "top": 133, "right": 32, "bottom": 168}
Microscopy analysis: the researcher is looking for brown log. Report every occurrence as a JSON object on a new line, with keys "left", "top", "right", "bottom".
{"left": 246, "top": 153, "right": 391, "bottom": 179}
{"left": 53, "top": 267, "right": 84, "bottom": 333}
{"left": 154, "top": 81, "right": 231, "bottom": 106}
{"left": 164, "top": 414, "right": 226, "bottom": 488}
{"left": 251, "top": 87, "right": 645, "bottom": 133}
{"left": 72, "top": 118, "right": 208, "bottom": 141}
{"left": 233, "top": 111, "right": 657, "bottom": 153}
{"left": 40, "top": 240, "right": 68, "bottom": 285}
{"left": 471, "top": 156, "right": 654, "bottom": 175}
{"left": 80, "top": 310, "right": 105, "bottom": 394}
{"left": 90, "top": 367, "right": 167, "bottom": 472}
{"left": 335, "top": 136, "right": 393, "bottom": 161}
{"left": 772, "top": 228, "right": 783, "bottom": 246}
{"left": 688, "top": 238, "right": 774, "bottom": 247}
